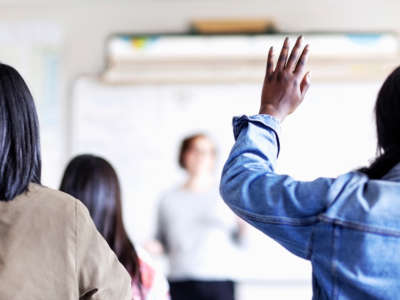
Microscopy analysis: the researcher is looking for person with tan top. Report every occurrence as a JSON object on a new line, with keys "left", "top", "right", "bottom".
{"left": 0, "top": 63, "right": 131, "bottom": 300}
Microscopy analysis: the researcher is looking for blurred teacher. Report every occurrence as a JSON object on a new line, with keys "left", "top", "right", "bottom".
{"left": 151, "top": 133, "right": 246, "bottom": 300}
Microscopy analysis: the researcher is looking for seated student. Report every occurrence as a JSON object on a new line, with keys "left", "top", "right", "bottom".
{"left": 0, "top": 64, "right": 131, "bottom": 299}
{"left": 220, "top": 36, "right": 400, "bottom": 299}
{"left": 60, "top": 154, "right": 170, "bottom": 300}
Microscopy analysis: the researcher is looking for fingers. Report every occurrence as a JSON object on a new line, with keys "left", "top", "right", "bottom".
{"left": 266, "top": 47, "right": 274, "bottom": 78}
{"left": 300, "top": 72, "right": 311, "bottom": 97}
{"left": 266, "top": 36, "right": 309, "bottom": 78}
{"left": 285, "top": 36, "right": 302, "bottom": 71}
{"left": 275, "top": 37, "right": 289, "bottom": 71}
{"left": 294, "top": 44, "right": 309, "bottom": 75}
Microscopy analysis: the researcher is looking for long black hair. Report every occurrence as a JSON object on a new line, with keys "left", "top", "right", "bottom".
{"left": 359, "top": 66, "right": 400, "bottom": 179}
{"left": 59, "top": 154, "right": 142, "bottom": 295}
{"left": 0, "top": 63, "right": 41, "bottom": 201}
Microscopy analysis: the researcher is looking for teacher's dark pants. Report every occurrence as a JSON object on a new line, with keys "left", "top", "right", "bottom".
{"left": 169, "top": 280, "right": 235, "bottom": 300}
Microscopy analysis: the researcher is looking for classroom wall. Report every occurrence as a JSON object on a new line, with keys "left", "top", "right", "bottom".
{"left": 0, "top": 2, "right": 396, "bottom": 298}
{"left": 0, "top": 0, "right": 399, "bottom": 161}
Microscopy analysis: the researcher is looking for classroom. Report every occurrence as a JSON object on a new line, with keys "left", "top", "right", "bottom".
{"left": 1, "top": 1, "right": 400, "bottom": 300}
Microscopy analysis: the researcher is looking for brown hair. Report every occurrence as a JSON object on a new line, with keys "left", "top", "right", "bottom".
{"left": 178, "top": 133, "right": 215, "bottom": 169}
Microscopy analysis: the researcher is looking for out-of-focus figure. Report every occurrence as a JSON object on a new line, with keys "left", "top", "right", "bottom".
{"left": 149, "top": 134, "right": 246, "bottom": 300}
{"left": 60, "top": 154, "right": 170, "bottom": 300}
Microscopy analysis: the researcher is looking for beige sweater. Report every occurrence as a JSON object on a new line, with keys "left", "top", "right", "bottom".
{"left": 0, "top": 183, "right": 131, "bottom": 300}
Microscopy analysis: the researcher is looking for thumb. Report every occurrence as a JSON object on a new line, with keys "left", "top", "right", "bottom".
{"left": 300, "top": 71, "right": 311, "bottom": 97}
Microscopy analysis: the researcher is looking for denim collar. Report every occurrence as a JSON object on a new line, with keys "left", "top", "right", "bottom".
{"left": 382, "top": 163, "right": 400, "bottom": 181}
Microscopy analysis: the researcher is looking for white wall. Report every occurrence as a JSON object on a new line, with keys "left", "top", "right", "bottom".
{"left": 0, "top": 0, "right": 398, "bottom": 171}
{"left": 2, "top": 0, "right": 400, "bottom": 79}
{"left": 0, "top": 3, "right": 396, "bottom": 298}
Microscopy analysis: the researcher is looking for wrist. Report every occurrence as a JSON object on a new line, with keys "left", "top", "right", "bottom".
{"left": 258, "top": 105, "right": 286, "bottom": 122}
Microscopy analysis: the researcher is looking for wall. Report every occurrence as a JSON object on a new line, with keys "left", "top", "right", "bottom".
{"left": 0, "top": 2, "right": 396, "bottom": 298}
{"left": 0, "top": 0, "right": 398, "bottom": 171}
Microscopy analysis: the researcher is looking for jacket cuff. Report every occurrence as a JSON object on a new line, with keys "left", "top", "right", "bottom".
{"left": 232, "top": 114, "right": 281, "bottom": 156}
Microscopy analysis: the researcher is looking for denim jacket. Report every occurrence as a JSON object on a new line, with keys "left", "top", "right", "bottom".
{"left": 220, "top": 114, "right": 400, "bottom": 300}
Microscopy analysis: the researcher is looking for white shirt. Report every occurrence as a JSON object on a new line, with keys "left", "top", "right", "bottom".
{"left": 156, "top": 185, "right": 243, "bottom": 281}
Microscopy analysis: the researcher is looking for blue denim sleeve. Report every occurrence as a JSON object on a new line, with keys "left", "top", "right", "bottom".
{"left": 220, "top": 114, "right": 361, "bottom": 259}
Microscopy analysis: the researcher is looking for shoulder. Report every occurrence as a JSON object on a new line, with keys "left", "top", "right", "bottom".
{"left": 322, "top": 171, "right": 400, "bottom": 222}
{"left": 26, "top": 183, "right": 90, "bottom": 222}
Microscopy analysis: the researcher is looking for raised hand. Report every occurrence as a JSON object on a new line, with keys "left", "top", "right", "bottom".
{"left": 259, "top": 36, "right": 311, "bottom": 121}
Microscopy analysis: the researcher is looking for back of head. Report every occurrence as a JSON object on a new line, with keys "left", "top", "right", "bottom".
{"left": 60, "top": 155, "right": 120, "bottom": 237}
{"left": 59, "top": 154, "right": 141, "bottom": 281}
{"left": 0, "top": 64, "right": 41, "bottom": 201}
{"left": 360, "top": 66, "right": 400, "bottom": 179}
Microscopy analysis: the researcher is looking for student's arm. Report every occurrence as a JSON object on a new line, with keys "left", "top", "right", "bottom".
{"left": 76, "top": 201, "right": 131, "bottom": 300}
{"left": 230, "top": 217, "right": 250, "bottom": 248}
{"left": 220, "top": 114, "right": 362, "bottom": 258}
{"left": 145, "top": 199, "right": 167, "bottom": 255}
{"left": 155, "top": 198, "right": 169, "bottom": 253}
{"left": 220, "top": 36, "right": 364, "bottom": 259}
{"left": 136, "top": 248, "right": 171, "bottom": 300}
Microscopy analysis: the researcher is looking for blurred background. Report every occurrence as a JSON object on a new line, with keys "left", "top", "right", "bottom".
{"left": 2, "top": 0, "right": 400, "bottom": 299}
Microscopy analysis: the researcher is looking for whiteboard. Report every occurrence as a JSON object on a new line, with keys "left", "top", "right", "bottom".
{"left": 71, "top": 77, "right": 380, "bottom": 282}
